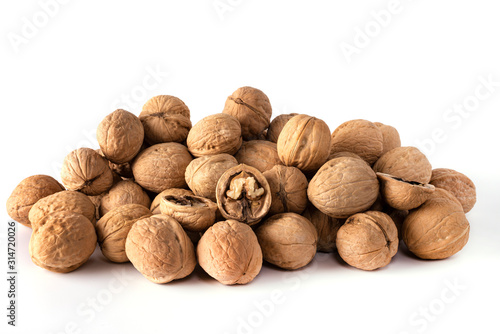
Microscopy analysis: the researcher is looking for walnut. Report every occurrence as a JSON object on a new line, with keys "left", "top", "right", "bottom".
{"left": 374, "top": 122, "right": 401, "bottom": 155}
{"left": 302, "top": 204, "right": 344, "bottom": 253}
{"left": 97, "top": 148, "right": 135, "bottom": 179}
{"left": 7, "top": 175, "right": 64, "bottom": 228}
{"left": 266, "top": 113, "right": 299, "bottom": 143}
{"left": 197, "top": 220, "right": 262, "bottom": 285}
{"left": 234, "top": 140, "right": 282, "bottom": 173}
{"left": 377, "top": 173, "right": 435, "bottom": 210}
{"left": 150, "top": 188, "right": 194, "bottom": 214}
{"left": 429, "top": 168, "right": 476, "bottom": 213}
{"left": 160, "top": 194, "right": 217, "bottom": 232}
{"left": 222, "top": 86, "right": 272, "bottom": 140}
{"left": 88, "top": 193, "right": 104, "bottom": 221}
{"left": 132, "top": 142, "right": 192, "bottom": 193}
{"left": 328, "top": 151, "right": 368, "bottom": 162}
{"left": 125, "top": 214, "right": 196, "bottom": 283}
{"left": 263, "top": 165, "right": 308, "bottom": 215}
{"left": 99, "top": 180, "right": 151, "bottom": 217}
{"left": 373, "top": 146, "right": 432, "bottom": 184}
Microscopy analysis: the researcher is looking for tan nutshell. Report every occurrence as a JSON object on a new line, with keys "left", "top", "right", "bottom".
{"left": 197, "top": 220, "right": 262, "bottom": 285}
{"left": 235, "top": 140, "right": 282, "bottom": 173}
{"left": 160, "top": 194, "right": 217, "bottom": 232}
{"left": 256, "top": 213, "right": 318, "bottom": 270}
{"left": 430, "top": 168, "right": 476, "bottom": 213}
{"left": 266, "top": 113, "right": 299, "bottom": 143}
{"left": 373, "top": 146, "right": 432, "bottom": 184}
{"left": 29, "top": 211, "right": 96, "bottom": 273}
{"left": 337, "top": 211, "right": 398, "bottom": 271}
{"left": 99, "top": 180, "right": 151, "bottom": 217}
{"left": 96, "top": 204, "right": 152, "bottom": 263}
{"left": 302, "top": 204, "right": 344, "bottom": 253}
{"left": 132, "top": 142, "right": 192, "bottom": 193}
{"left": 329, "top": 151, "right": 367, "bottom": 162}
{"left": 377, "top": 173, "right": 435, "bottom": 210}
{"left": 7, "top": 175, "right": 64, "bottom": 228}
{"left": 150, "top": 188, "right": 194, "bottom": 214}
{"left": 97, "top": 148, "right": 134, "bottom": 179}
{"left": 88, "top": 193, "right": 104, "bottom": 221}
{"left": 125, "top": 214, "right": 196, "bottom": 284}
{"left": 263, "top": 165, "right": 308, "bottom": 215}
{"left": 374, "top": 122, "right": 401, "bottom": 155}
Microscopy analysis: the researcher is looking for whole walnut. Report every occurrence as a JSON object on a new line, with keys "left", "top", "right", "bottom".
{"left": 186, "top": 113, "right": 242, "bottom": 157}
{"left": 160, "top": 194, "right": 217, "bottom": 232}
{"left": 150, "top": 188, "right": 194, "bottom": 214}
{"left": 99, "top": 180, "right": 151, "bottom": 217}
{"left": 61, "top": 148, "right": 114, "bottom": 196}
{"left": 125, "top": 214, "right": 196, "bottom": 284}
{"left": 266, "top": 113, "right": 299, "bottom": 143}
{"left": 29, "top": 211, "right": 96, "bottom": 273}
{"left": 377, "top": 173, "right": 435, "bottom": 210}
{"left": 263, "top": 165, "right": 308, "bottom": 215}
{"left": 336, "top": 211, "right": 398, "bottom": 271}
{"left": 132, "top": 142, "right": 192, "bottom": 193}
{"left": 430, "top": 168, "right": 476, "bottom": 213}
{"left": 234, "top": 140, "right": 282, "bottom": 173}
{"left": 97, "top": 109, "right": 144, "bottom": 164}
{"left": 139, "top": 95, "right": 192, "bottom": 144}
{"left": 302, "top": 204, "right": 344, "bottom": 253}
{"left": 197, "top": 220, "right": 262, "bottom": 285}
{"left": 7, "top": 175, "right": 64, "bottom": 228}
{"left": 374, "top": 122, "right": 401, "bottom": 155}
{"left": 308, "top": 157, "right": 379, "bottom": 218}
{"left": 96, "top": 204, "right": 152, "bottom": 263}
{"left": 373, "top": 146, "right": 432, "bottom": 184}
{"left": 256, "top": 213, "right": 318, "bottom": 270}
{"left": 277, "top": 114, "right": 331, "bottom": 173}
{"left": 185, "top": 154, "right": 238, "bottom": 202}
{"left": 222, "top": 86, "right": 272, "bottom": 140}
{"left": 330, "top": 119, "right": 384, "bottom": 165}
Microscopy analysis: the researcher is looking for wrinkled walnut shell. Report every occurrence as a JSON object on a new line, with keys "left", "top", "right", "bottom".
{"left": 373, "top": 146, "right": 432, "bottom": 184}
{"left": 150, "top": 188, "right": 194, "bottom": 214}
{"left": 263, "top": 165, "right": 308, "bottom": 215}
{"left": 374, "top": 122, "right": 401, "bottom": 155}
{"left": 377, "top": 173, "right": 435, "bottom": 210}
{"left": 266, "top": 113, "right": 299, "bottom": 143}
{"left": 234, "top": 140, "right": 282, "bottom": 173}
{"left": 302, "top": 204, "right": 344, "bottom": 253}
{"left": 430, "top": 168, "right": 476, "bottom": 213}
{"left": 160, "top": 194, "right": 217, "bottom": 232}
{"left": 99, "top": 180, "right": 151, "bottom": 217}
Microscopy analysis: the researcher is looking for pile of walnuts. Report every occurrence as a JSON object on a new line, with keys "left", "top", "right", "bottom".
{"left": 6, "top": 86, "right": 476, "bottom": 284}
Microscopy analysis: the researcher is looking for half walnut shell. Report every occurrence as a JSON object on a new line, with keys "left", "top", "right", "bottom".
{"left": 160, "top": 194, "right": 217, "bottom": 232}
{"left": 377, "top": 173, "right": 435, "bottom": 210}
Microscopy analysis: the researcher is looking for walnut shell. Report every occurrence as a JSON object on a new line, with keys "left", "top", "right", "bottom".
{"left": 374, "top": 122, "right": 401, "bottom": 155}
{"left": 377, "top": 173, "right": 435, "bottom": 210}
{"left": 430, "top": 168, "right": 476, "bottom": 213}
{"left": 302, "top": 204, "right": 344, "bottom": 253}
{"left": 132, "top": 142, "right": 192, "bottom": 193}
{"left": 61, "top": 148, "right": 114, "bottom": 196}
{"left": 277, "top": 114, "right": 331, "bottom": 173}
{"left": 197, "top": 220, "right": 262, "bottom": 285}
{"left": 373, "top": 146, "right": 432, "bottom": 184}
{"left": 266, "top": 113, "right": 299, "bottom": 143}
{"left": 263, "top": 165, "right": 308, "bottom": 215}
{"left": 160, "top": 194, "right": 217, "bottom": 232}
{"left": 256, "top": 213, "right": 318, "bottom": 270}
{"left": 96, "top": 204, "right": 152, "bottom": 263}
{"left": 234, "top": 140, "right": 282, "bottom": 173}
{"left": 88, "top": 193, "right": 104, "bottom": 221}
{"left": 402, "top": 188, "right": 470, "bottom": 260}
{"left": 186, "top": 113, "right": 242, "bottom": 157}
{"left": 29, "top": 211, "right": 96, "bottom": 273}
{"left": 97, "top": 109, "right": 144, "bottom": 164}
{"left": 150, "top": 188, "right": 194, "bottom": 214}
{"left": 97, "top": 148, "right": 134, "bottom": 179}
{"left": 308, "top": 157, "right": 379, "bottom": 218}
{"left": 222, "top": 86, "right": 272, "bottom": 140}
{"left": 7, "top": 175, "right": 64, "bottom": 228}
{"left": 99, "top": 180, "right": 151, "bottom": 217}
{"left": 125, "top": 214, "right": 196, "bottom": 283}
{"left": 328, "top": 151, "right": 367, "bottom": 162}
{"left": 139, "top": 95, "right": 192, "bottom": 144}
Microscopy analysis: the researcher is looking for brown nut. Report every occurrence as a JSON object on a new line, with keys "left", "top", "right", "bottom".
{"left": 266, "top": 113, "right": 299, "bottom": 143}
{"left": 256, "top": 213, "right": 318, "bottom": 270}
{"left": 88, "top": 193, "right": 104, "bottom": 221}
{"left": 377, "top": 173, "right": 435, "bottom": 210}
{"left": 197, "top": 220, "right": 262, "bottom": 285}
{"left": 277, "top": 114, "right": 331, "bottom": 173}
{"left": 125, "top": 214, "right": 196, "bottom": 284}
{"left": 263, "top": 165, "right": 308, "bottom": 215}
{"left": 99, "top": 180, "right": 151, "bottom": 217}
{"left": 160, "top": 194, "right": 217, "bottom": 232}
{"left": 97, "top": 109, "right": 144, "bottom": 164}
{"left": 302, "top": 204, "right": 344, "bottom": 253}
{"left": 222, "top": 86, "right": 272, "bottom": 140}
{"left": 61, "top": 148, "right": 114, "bottom": 196}
{"left": 328, "top": 151, "right": 367, "bottom": 162}
{"left": 429, "top": 168, "right": 476, "bottom": 213}
{"left": 97, "top": 148, "right": 135, "bottom": 179}
{"left": 139, "top": 95, "right": 192, "bottom": 144}
{"left": 234, "top": 140, "right": 282, "bottom": 173}
{"left": 336, "top": 211, "right": 398, "bottom": 271}
{"left": 216, "top": 164, "right": 272, "bottom": 225}
{"left": 7, "top": 175, "right": 64, "bottom": 228}
{"left": 308, "top": 157, "right": 379, "bottom": 218}
{"left": 150, "top": 188, "right": 194, "bottom": 214}
{"left": 402, "top": 188, "right": 470, "bottom": 260}
{"left": 186, "top": 113, "right": 242, "bottom": 157}
{"left": 132, "top": 142, "right": 192, "bottom": 193}
{"left": 96, "top": 204, "right": 152, "bottom": 263}
{"left": 29, "top": 211, "right": 96, "bottom": 273}
{"left": 29, "top": 190, "right": 96, "bottom": 227}
{"left": 373, "top": 146, "right": 432, "bottom": 184}
{"left": 374, "top": 122, "right": 401, "bottom": 155}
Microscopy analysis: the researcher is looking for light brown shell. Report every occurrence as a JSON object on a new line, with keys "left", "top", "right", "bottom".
{"left": 377, "top": 173, "right": 435, "bottom": 210}
{"left": 328, "top": 151, "right": 367, "bottom": 162}
{"left": 222, "top": 86, "right": 272, "bottom": 140}
{"left": 197, "top": 220, "right": 262, "bottom": 285}
{"left": 336, "top": 211, "right": 398, "bottom": 271}
{"left": 277, "top": 114, "right": 331, "bottom": 173}
{"left": 302, "top": 204, "right": 344, "bottom": 253}
{"left": 374, "top": 122, "right": 401, "bottom": 155}
{"left": 307, "top": 157, "right": 379, "bottom": 218}
{"left": 160, "top": 194, "right": 217, "bottom": 232}
{"left": 61, "top": 148, "right": 114, "bottom": 196}
{"left": 132, "top": 142, "right": 192, "bottom": 193}
{"left": 266, "top": 113, "right": 299, "bottom": 143}
{"left": 263, "top": 165, "right": 308, "bottom": 215}
{"left": 125, "top": 214, "right": 196, "bottom": 284}
{"left": 96, "top": 204, "right": 152, "bottom": 263}
{"left": 234, "top": 140, "right": 282, "bottom": 173}
{"left": 97, "top": 109, "right": 144, "bottom": 164}
{"left": 88, "top": 193, "right": 104, "bottom": 221}
{"left": 97, "top": 148, "right": 135, "bottom": 179}
{"left": 29, "top": 211, "right": 96, "bottom": 273}
{"left": 430, "top": 168, "right": 476, "bottom": 213}
{"left": 7, "top": 175, "right": 64, "bottom": 228}
{"left": 373, "top": 146, "right": 432, "bottom": 184}
{"left": 186, "top": 113, "right": 242, "bottom": 157}
{"left": 99, "top": 180, "right": 151, "bottom": 217}
{"left": 150, "top": 188, "right": 194, "bottom": 214}
{"left": 255, "top": 213, "right": 318, "bottom": 270}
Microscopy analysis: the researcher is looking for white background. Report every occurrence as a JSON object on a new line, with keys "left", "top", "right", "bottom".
{"left": 1, "top": 1, "right": 500, "bottom": 333}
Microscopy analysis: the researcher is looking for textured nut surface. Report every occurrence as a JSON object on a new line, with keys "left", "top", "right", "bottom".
{"left": 160, "top": 194, "right": 217, "bottom": 232}
{"left": 222, "top": 86, "right": 272, "bottom": 140}
{"left": 302, "top": 204, "right": 344, "bottom": 252}
{"left": 430, "top": 168, "right": 476, "bottom": 213}
{"left": 99, "top": 180, "right": 151, "bottom": 217}
{"left": 7, "top": 175, "right": 64, "bottom": 228}
{"left": 374, "top": 122, "right": 401, "bottom": 155}
{"left": 256, "top": 213, "right": 318, "bottom": 270}
{"left": 187, "top": 113, "right": 242, "bottom": 157}
{"left": 263, "top": 165, "right": 308, "bottom": 215}
{"left": 96, "top": 204, "right": 152, "bottom": 263}
{"left": 234, "top": 140, "right": 282, "bottom": 173}
{"left": 329, "top": 151, "right": 367, "bottom": 162}
{"left": 97, "top": 109, "right": 144, "bottom": 164}
{"left": 337, "top": 211, "right": 398, "bottom": 271}
{"left": 377, "top": 173, "right": 435, "bottom": 210}
{"left": 266, "top": 113, "right": 299, "bottom": 143}
{"left": 125, "top": 214, "right": 196, "bottom": 283}
{"left": 132, "top": 142, "right": 192, "bottom": 193}
{"left": 373, "top": 146, "right": 432, "bottom": 184}
{"left": 150, "top": 188, "right": 194, "bottom": 214}
{"left": 29, "top": 211, "right": 96, "bottom": 273}
{"left": 308, "top": 157, "right": 379, "bottom": 218}
{"left": 197, "top": 220, "right": 262, "bottom": 285}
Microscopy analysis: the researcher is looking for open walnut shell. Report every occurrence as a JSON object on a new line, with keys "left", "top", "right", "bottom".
{"left": 160, "top": 194, "right": 217, "bottom": 232}
{"left": 377, "top": 173, "right": 435, "bottom": 210}
{"left": 373, "top": 146, "right": 432, "bottom": 184}
{"left": 150, "top": 188, "right": 194, "bottom": 214}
